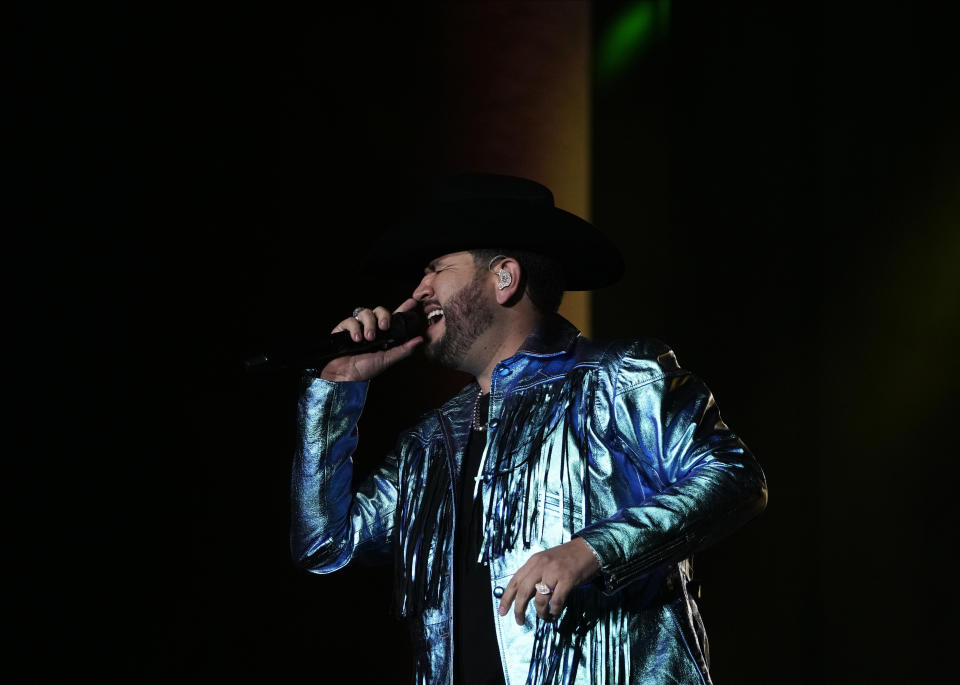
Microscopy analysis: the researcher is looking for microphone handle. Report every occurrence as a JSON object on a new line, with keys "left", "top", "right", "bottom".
{"left": 243, "top": 310, "right": 425, "bottom": 373}
{"left": 241, "top": 332, "right": 386, "bottom": 372}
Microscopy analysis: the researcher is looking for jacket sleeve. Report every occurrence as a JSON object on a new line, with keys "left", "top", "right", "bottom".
{"left": 290, "top": 377, "right": 399, "bottom": 573}
{"left": 575, "top": 345, "right": 768, "bottom": 594}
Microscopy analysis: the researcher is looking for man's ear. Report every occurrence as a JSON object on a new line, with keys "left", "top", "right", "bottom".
{"left": 492, "top": 257, "right": 522, "bottom": 306}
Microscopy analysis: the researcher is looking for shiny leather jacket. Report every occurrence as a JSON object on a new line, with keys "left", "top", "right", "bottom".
{"left": 291, "top": 316, "right": 767, "bottom": 684}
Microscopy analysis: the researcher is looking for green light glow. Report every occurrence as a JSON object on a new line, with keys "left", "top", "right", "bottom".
{"left": 597, "top": 0, "right": 669, "bottom": 85}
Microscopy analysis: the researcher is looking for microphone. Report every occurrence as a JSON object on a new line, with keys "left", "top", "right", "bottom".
{"left": 243, "top": 308, "right": 427, "bottom": 373}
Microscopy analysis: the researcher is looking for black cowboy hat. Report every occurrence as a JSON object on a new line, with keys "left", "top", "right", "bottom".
{"left": 363, "top": 172, "right": 624, "bottom": 291}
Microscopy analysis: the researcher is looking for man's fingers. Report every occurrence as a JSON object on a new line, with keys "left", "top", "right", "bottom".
{"left": 319, "top": 303, "right": 423, "bottom": 382}
{"left": 514, "top": 580, "right": 537, "bottom": 626}
{"left": 548, "top": 581, "right": 570, "bottom": 618}
{"left": 498, "top": 557, "right": 549, "bottom": 624}
{"left": 497, "top": 579, "right": 518, "bottom": 617}
{"left": 393, "top": 297, "right": 419, "bottom": 313}
{"left": 332, "top": 318, "right": 362, "bottom": 342}
{"left": 343, "top": 301, "right": 424, "bottom": 341}
{"left": 498, "top": 568, "right": 530, "bottom": 619}
{"left": 372, "top": 305, "right": 392, "bottom": 331}
{"left": 533, "top": 577, "right": 562, "bottom": 620}
{"left": 533, "top": 588, "right": 550, "bottom": 618}
{"left": 381, "top": 336, "right": 423, "bottom": 365}
{"left": 339, "top": 304, "right": 402, "bottom": 341}
{"left": 354, "top": 309, "right": 379, "bottom": 340}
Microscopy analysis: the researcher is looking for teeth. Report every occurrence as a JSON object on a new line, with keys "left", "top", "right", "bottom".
{"left": 427, "top": 309, "right": 444, "bottom": 325}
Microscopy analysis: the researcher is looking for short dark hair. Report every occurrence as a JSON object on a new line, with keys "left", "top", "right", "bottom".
{"left": 468, "top": 249, "right": 565, "bottom": 314}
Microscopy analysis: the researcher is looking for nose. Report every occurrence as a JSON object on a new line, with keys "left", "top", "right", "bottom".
{"left": 412, "top": 273, "right": 434, "bottom": 302}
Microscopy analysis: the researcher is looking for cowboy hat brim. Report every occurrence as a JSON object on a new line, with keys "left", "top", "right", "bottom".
{"left": 363, "top": 175, "right": 625, "bottom": 291}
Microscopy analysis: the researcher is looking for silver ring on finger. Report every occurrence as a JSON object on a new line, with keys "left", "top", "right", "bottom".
{"left": 535, "top": 582, "right": 553, "bottom": 595}
{"left": 352, "top": 307, "right": 367, "bottom": 320}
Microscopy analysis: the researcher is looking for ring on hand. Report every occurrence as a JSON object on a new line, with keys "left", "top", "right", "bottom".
{"left": 352, "top": 307, "right": 367, "bottom": 320}
{"left": 535, "top": 582, "right": 553, "bottom": 595}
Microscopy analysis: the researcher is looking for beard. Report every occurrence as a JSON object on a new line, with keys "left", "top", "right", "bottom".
{"left": 425, "top": 271, "right": 495, "bottom": 369}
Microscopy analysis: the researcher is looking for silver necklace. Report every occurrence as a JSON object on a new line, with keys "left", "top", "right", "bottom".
{"left": 472, "top": 388, "right": 488, "bottom": 432}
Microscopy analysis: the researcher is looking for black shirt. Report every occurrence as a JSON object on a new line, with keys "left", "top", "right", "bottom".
{"left": 453, "top": 392, "right": 505, "bottom": 685}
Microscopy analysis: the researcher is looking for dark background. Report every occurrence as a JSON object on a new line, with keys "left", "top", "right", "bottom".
{"left": 9, "top": 2, "right": 958, "bottom": 682}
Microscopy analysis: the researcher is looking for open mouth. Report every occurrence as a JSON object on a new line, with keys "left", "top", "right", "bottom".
{"left": 426, "top": 308, "right": 444, "bottom": 327}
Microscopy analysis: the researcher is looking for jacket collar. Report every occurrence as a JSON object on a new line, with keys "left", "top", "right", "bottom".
{"left": 513, "top": 314, "right": 581, "bottom": 358}
{"left": 438, "top": 315, "right": 581, "bottom": 414}
{"left": 487, "top": 314, "right": 583, "bottom": 397}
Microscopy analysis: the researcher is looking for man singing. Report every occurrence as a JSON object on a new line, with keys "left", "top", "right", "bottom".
{"left": 290, "top": 172, "right": 768, "bottom": 684}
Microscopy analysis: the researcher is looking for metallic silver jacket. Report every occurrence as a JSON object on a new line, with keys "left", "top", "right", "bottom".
{"left": 291, "top": 316, "right": 767, "bottom": 684}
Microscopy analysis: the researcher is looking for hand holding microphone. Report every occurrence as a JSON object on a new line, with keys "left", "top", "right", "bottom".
{"left": 242, "top": 298, "right": 426, "bottom": 379}
{"left": 319, "top": 299, "right": 425, "bottom": 382}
